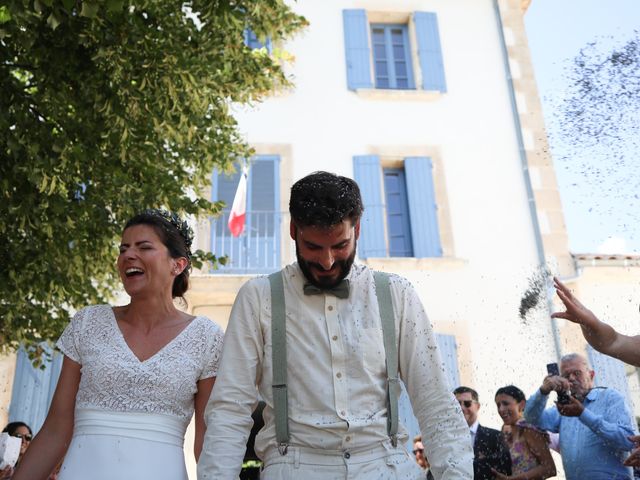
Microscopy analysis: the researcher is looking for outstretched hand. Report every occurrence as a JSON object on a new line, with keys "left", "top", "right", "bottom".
{"left": 551, "top": 277, "right": 599, "bottom": 328}
{"left": 624, "top": 435, "right": 640, "bottom": 467}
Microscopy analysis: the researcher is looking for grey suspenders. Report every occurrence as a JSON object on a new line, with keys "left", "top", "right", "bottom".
{"left": 268, "top": 270, "right": 399, "bottom": 455}
{"left": 268, "top": 271, "right": 290, "bottom": 455}
{"left": 373, "top": 271, "right": 400, "bottom": 448}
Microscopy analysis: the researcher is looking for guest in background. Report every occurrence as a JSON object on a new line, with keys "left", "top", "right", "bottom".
{"left": 453, "top": 386, "right": 512, "bottom": 479}
{"left": 413, "top": 435, "right": 435, "bottom": 480}
{"left": 0, "top": 422, "right": 32, "bottom": 479}
{"left": 494, "top": 385, "right": 556, "bottom": 479}
{"left": 524, "top": 353, "right": 635, "bottom": 479}
{"left": 552, "top": 277, "right": 640, "bottom": 469}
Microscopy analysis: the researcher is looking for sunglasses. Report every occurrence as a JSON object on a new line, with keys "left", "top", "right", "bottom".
{"left": 412, "top": 448, "right": 424, "bottom": 455}
{"left": 12, "top": 433, "right": 32, "bottom": 441}
{"left": 458, "top": 400, "right": 475, "bottom": 408}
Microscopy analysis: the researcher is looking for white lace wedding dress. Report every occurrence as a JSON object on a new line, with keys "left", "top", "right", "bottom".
{"left": 56, "top": 305, "right": 224, "bottom": 480}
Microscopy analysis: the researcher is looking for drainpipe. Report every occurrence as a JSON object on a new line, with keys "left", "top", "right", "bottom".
{"left": 492, "top": 0, "right": 562, "bottom": 360}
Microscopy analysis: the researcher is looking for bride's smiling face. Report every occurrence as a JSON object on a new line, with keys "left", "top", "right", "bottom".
{"left": 117, "top": 225, "right": 178, "bottom": 298}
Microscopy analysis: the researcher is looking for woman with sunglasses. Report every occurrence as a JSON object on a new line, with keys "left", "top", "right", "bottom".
{"left": 12, "top": 210, "right": 224, "bottom": 480}
{"left": 1, "top": 422, "right": 32, "bottom": 479}
{"left": 493, "top": 386, "right": 556, "bottom": 480}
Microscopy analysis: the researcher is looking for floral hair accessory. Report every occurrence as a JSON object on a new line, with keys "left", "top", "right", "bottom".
{"left": 143, "top": 209, "right": 194, "bottom": 255}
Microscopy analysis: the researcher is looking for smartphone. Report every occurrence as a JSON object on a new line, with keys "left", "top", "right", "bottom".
{"left": 546, "top": 362, "right": 572, "bottom": 404}
{"left": 546, "top": 362, "right": 560, "bottom": 377}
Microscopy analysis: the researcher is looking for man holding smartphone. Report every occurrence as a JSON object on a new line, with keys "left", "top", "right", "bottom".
{"left": 524, "top": 353, "right": 636, "bottom": 479}
{"left": 544, "top": 362, "right": 572, "bottom": 405}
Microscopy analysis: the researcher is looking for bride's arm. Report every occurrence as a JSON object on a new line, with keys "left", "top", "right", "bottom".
{"left": 194, "top": 377, "right": 216, "bottom": 461}
{"left": 13, "top": 356, "right": 80, "bottom": 480}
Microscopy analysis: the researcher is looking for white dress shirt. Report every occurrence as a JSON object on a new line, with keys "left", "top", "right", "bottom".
{"left": 469, "top": 420, "right": 479, "bottom": 448}
{"left": 198, "top": 263, "right": 473, "bottom": 479}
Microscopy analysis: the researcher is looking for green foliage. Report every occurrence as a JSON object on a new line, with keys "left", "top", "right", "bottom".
{"left": 0, "top": 0, "right": 307, "bottom": 351}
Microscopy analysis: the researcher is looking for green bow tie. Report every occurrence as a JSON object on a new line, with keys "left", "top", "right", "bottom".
{"left": 303, "top": 279, "right": 350, "bottom": 299}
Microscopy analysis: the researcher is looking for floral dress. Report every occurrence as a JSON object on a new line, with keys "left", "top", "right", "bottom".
{"left": 504, "top": 420, "right": 547, "bottom": 475}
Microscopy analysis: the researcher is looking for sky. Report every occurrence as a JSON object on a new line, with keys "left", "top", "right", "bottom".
{"left": 525, "top": 0, "right": 640, "bottom": 254}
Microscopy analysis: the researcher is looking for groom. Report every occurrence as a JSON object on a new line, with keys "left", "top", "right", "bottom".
{"left": 199, "top": 171, "right": 473, "bottom": 479}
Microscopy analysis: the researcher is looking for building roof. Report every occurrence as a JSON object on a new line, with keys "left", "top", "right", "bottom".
{"left": 573, "top": 253, "right": 640, "bottom": 267}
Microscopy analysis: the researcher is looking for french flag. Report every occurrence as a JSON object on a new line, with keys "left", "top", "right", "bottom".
{"left": 228, "top": 168, "right": 248, "bottom": 237}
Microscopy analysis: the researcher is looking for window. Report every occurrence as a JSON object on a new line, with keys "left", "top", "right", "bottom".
{"left": 436, "top": 333, "right": 461, "bottom": 390}
{"left": 343, "top": 10, "right": 446, "bottom": 92}
{"left": 371, "top": 24, "right": 415, "bottom": 90}
{"left": 353, "top": 155, "right": 442, "bottom": 259}
{"left": 244, "top": 28, "right": 272, "bottom": 53}
{"left": 210, "top": 155, "right": 280, "bottom": 273}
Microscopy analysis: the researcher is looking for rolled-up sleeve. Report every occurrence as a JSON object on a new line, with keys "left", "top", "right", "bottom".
{"left": 198, "top": 281, "right": 264, "bottom": 480}
{"left": 394, "top": 276, "right": 474, "bottom": 479}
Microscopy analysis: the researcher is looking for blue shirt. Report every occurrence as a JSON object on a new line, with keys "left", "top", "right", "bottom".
{"left": 524, "top": 387, "right": 635, "bottom": 480}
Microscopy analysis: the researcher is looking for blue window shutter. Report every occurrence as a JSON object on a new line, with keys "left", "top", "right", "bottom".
{"left": 383, "top": 168, "right": 413, "bottom": 257}
{"left": 246, "top": 155, "right": 280, "bottom": 271}
{"left": 244, "top": 29, "right": 259, "bottom": 49}
{"left": 414, "top": 12, "right": 446, "bottom": 92}
{"left": 343, "top": 10, "right": 373, "bottom": 90}
{"left": 211, "top": 167, "right": 241, "bottom": 235}
{"left": 353, "top": 155, "right": 386, "bottom": 258}
{"left": 436, "top": 333, "right": 460, "bottom": 390}
{"left": 9, "top": 347, "right": 63, "bottom": 433}
{"left": 211, "top": 166, "right": 246, "bottom": 272}
{"left": 404, "top": 157, "right": 442, "bottom": 258}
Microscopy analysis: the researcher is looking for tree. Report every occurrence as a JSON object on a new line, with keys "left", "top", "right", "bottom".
{"left": 0, "top": 0, "right": 306, "bottom": 352}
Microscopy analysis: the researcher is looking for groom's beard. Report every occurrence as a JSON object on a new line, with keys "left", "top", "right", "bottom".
{"left": 295, "top": 240, "right": 356, "bottom": 289}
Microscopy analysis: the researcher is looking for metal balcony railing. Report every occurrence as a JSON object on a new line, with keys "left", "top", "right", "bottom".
{"left": 209, "top": 210, "right": 293, "bottom": 274}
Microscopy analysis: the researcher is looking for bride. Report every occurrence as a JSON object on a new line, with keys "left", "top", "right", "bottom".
{"left": 13, "top": 210, "right": 224, "bottom": 480}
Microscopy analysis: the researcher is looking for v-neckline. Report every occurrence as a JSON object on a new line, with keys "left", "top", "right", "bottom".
{"left": 108, "top": 306, "right": 199, "bottom": 364}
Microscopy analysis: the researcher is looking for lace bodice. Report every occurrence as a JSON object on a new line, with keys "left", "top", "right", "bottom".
{"left": 57, "top": 305, "right": 224, "bottom": 422}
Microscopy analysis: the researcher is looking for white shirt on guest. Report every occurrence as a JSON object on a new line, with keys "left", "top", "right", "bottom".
{"left": 469, "top": 420, "right": 480, "bottom": 447}
{"left": 198, "top": 263, "right": 473, "bottom": 480}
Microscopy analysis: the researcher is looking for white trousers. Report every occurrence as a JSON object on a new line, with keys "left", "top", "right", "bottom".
{"left": 260, "top": 441, "right": 424, "bottom": 480}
